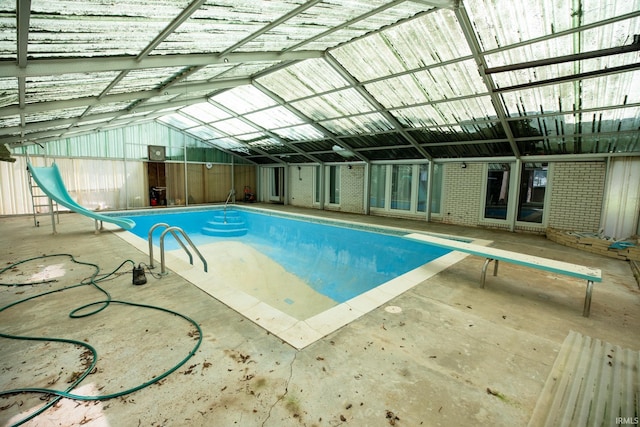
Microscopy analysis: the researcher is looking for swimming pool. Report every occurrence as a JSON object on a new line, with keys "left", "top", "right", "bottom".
{"left": 109, "top": 206, "right": 481, "bottom": 349}
{"left": 125, "top": 208, "right": 451, "bottom": 303}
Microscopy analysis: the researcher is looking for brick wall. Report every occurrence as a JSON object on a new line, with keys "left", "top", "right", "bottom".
{"left": 441, "top": 162, "right": 484, "bottom": 226}
{"left": 286, "top": 161, "right": 607, "bottom": 233}
{"left": 287, "top": 164, "right": 365, "bottom": 214}
{"left": 548, "top": 161, "right": 605, "bottom": 232}
{"left": 288, "top": 165, "right": 315, "bottom": 207}
{"left": 337, "top": 164, "right": 365, "bottom": 214}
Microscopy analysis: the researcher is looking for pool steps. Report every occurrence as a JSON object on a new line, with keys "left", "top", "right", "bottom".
{"left": 201, "top": 212, "right": 248, "bottom": 237}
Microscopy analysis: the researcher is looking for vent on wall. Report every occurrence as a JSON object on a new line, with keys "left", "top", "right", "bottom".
{"left": 148, "top": 145, "right": 166, "bottom": 162}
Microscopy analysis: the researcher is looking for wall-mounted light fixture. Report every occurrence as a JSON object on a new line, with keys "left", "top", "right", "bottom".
{"left": 461, "top": 162, "right": 467, "bottom": 169}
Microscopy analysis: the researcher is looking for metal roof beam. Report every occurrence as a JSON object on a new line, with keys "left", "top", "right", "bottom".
{"left": 482, "top": 10, "right": 640, "bottom": 57}
{"left": 0, "top": 78, "right": 251, "bottom": 118}
{"left": 453, "top": 3, "right": 521, "bottom": 158}
{"left": 0, "top": 51, "right": 323, "bottom": 78}
{"left": 485, "top": 41, "right": 640, "bottom": 74}
{"left": 493, "top": 62, "right": 640, "bottom": 93}
{"left": 16, "top": 0, "right": 31, "bottom": 131}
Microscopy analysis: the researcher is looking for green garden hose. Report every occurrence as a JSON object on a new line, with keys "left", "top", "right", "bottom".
{"left": 0, "top": 254, "right": 203, "bottom": 426}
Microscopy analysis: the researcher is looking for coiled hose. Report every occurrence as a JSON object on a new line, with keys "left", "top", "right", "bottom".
{"left": 0, "top": 254, "right": 202, "bottom": 426}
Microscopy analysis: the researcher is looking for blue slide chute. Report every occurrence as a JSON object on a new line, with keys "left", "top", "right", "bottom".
{"left": 27, "top": 162, "right": 135, "bottom": 230}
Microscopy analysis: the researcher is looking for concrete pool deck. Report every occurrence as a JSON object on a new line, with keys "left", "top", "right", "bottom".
{"left": 1, "top": 204, "right": 638, "bottom": 426}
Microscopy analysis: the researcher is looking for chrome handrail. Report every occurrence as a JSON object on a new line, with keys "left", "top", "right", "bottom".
{"left": 148, "top": 222, "right": 192, "bottom": 268}
{"left": 223, "top": 188, "right": 235, "bottom": 224}
{"left": 159, "top": 226, "right": 208, "bottom": 274}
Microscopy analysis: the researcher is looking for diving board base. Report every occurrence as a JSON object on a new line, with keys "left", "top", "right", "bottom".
{"left": 405, "top": 233, "right": 602, "bottom": 318}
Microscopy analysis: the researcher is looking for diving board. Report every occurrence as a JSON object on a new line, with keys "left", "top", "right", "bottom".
{"left": 27, "top": 162, "right": 135, "bottom": 231}
{"left": 405, "top": 233, "right": 602, "bottom": 317}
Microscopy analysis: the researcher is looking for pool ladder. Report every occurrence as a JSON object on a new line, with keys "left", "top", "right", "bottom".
{"left": 148, "top": 223, "right": 208, "bottom": 275}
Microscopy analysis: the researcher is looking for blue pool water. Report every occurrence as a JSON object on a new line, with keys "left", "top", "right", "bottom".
{"left": 118, "top": 208, "right": 451, "bottom": 303}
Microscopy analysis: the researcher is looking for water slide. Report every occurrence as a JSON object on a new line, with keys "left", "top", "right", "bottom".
{"left": 27, "top": 162, "right": 136, "bottom": 230}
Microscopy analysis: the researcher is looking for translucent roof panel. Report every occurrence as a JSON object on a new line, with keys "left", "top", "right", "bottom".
{"left": 208, "top": 137, "right": 249, "bottom": 152}
{"left": 319, "top": 112, "right": 393, "bottom": 135}
{"left": 245, "top": 107, "right": 305, "bottom": 129}
{"left": 25, "top": 106, "right": 88, "bottom": 123}
{"left": 0, "top": 78, "right": 18, "bottom": 108}
{"left": 331, "top": 9, "right": 471, "bottom": 81}
{"left": 25, "top": 72, "right": 120, "bottom": 103}
{"left": 216, "top": 62, "right": 286, "bottom": 79}
{"left": 508, "top": 106, "right": 640, "bottom": 138}
{"left": 392, "top": 97, "right": 497, "bottom": 128}
{"left": 272, "top": 124, "right": 326, "bottom": 142}
{"left": 184, "top": 65, "right": 238, "bottom": 82}
{"left": 291, "top": 88, "right": 377, "bottom": 121}
{"left": 157, "top": 113, "right": 200, "bottom": 129}
{"left": 156, "top": 1, "right": 306, "bottom": 54}
{"left": 256, "top": 58, "right": 350, "bottom": 101}
{"left": 27, "top": 0, "right": 192, "bottom": 58}
{"left": 501, "top": 74, "right": 640, "bottom": 119}
{"left": 517, "top": 134, "right": 640, "bottom": 156}
{"left": 467, "top": 0, "right": 640, "bottom": 51}
{"left": 185, "top": 125, "right": 225, "bottom": 141}
{"left": 180, "top": 103, "right": 232, "bottom": 123}
{"left": 88, "top": 101, "right": 135, "bottom": 115}
{"left": 4, "top": 0, "right": 638, "bottom": 160}
{"left": 110, "top": 67, "right": 188, "bottom": 94}
{"left": 364, "top": 60, "right": 488, "bottom": 108}
{"left": 0, "top": 3, "right": 16, "bottom": 59}
{"left": 0, "top": 115, "right": 23, "bottom": 129}
{"left": 210, "top": 117, "right": 259, "bottom": 136}
{"left": 297, "top": 2, "right": 434, "bottom": 51}
{"left": 245, "top": 0, "right": 433, "bottom": 52}
{"left": 210, "top": 86, "right": 278, "bottom": 114}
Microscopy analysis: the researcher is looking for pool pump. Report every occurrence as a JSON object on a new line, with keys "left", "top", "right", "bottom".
{"left": 132, "top": 264, "right": 147, "bottom": 286}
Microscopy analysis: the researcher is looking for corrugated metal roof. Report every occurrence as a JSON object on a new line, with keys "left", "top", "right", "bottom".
{"left": 1, "top": 0, "right": 638, "bottom": 163}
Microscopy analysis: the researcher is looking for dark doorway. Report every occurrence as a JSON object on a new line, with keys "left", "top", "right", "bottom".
{"left": 147, "top": 162, "right": 167, "bottom": 206}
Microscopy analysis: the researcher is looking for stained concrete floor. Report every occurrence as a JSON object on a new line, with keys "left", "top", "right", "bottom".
{"left": 1, "top": 205, "right": 638, "bottom": 427}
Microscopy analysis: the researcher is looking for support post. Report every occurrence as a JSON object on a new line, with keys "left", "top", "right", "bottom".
{"left": 481, "top": 258, "right": 499, "bottom": 288}
{"left": 583, "top": 280, "right": 594, "bottom": 317}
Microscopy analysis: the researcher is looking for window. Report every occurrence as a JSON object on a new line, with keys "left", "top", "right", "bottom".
{"left": 431, "top": 163, "right": 443, "bottom": 215}
{"left": 328, "top": 165, "right": 340, "bottom": 204}
{"left": 370, "top": 164, "right": 386, "bottom": 208}
{"left": 417, "top": 164, "right": 428, "bottom": 212}
{"left": 517, "top": 163, "right": 547, "bottom": 223}
{"left": 484, "top": 163, "right": 511, "bottom": 220}
{"left": 314, "top": 165, "right": 320, "bottom": 204}
{"left": 370, "top": 163, "right": 440, "bottom": 216}
{"left": 391, "top": 165, "right": 412, "bottom": 210}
